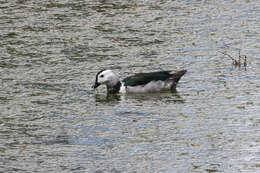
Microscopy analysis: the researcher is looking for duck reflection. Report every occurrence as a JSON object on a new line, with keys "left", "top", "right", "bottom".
{"left": 93, "top": 89, "right": 185, "bottom": 105}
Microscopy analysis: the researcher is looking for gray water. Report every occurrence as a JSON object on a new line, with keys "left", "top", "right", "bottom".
{"left": 1, "top": 0, "right": 260, "bottom": 172}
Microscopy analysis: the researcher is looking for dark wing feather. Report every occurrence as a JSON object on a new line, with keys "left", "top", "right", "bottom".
{"left": 122, "top": 71, "right": 172, "bottom": 87}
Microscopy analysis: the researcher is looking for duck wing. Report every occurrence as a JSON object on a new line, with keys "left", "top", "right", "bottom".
{"left": 122, "top": 71, "right": 172, "bottom": 87}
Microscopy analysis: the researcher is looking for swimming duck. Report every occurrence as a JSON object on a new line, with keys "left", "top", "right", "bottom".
{"left": 92, "top": 69, "right": 187, "bottom": 94}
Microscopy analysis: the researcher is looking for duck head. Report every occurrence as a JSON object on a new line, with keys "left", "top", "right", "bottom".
{"left": 92, "top": 69, "right": 120, "bottom": 89}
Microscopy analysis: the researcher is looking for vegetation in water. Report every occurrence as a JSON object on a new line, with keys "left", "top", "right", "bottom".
{"left": 220, "top": 50, "right": 247, "bottom": 69}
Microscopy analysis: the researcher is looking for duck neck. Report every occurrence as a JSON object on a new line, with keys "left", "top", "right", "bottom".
{"left": 107, "top": 81, "right": 121, "bottom": 94}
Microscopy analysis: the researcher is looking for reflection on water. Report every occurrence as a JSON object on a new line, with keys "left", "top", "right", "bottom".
{"left": 94, "top": 93, "right": 122, "bottom": 104}
{"left": 1, "top": 0, "right": 260, "bottom": 172}
{"left": 94, "top": 90, "right": 184, "bottom": 105}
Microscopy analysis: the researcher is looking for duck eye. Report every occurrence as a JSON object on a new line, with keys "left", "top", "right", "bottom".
{"left": 100, "top": 75, "right": 104, "bottom": 78}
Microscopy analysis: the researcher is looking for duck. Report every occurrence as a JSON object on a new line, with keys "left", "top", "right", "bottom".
{"left": 92, "top": 69, "right": 187, "bottom": 94}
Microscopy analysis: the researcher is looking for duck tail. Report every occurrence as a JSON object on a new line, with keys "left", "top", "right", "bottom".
{"left": 170, "top": 69, "right": 187, "bottom": 85}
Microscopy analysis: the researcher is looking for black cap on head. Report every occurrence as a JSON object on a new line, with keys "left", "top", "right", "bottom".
{"left": 92, "top": 69, "right": 106, "bottom": 89}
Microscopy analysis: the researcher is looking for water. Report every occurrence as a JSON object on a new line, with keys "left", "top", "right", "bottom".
{"left": 1, "top": 0, "right": 260, "bottom": 172}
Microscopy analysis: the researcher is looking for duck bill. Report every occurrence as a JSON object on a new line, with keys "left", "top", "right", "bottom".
{"left": 92, "top": 82, "right": 101, "bottom": 89}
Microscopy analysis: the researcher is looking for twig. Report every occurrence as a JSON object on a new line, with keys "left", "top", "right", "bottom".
{"left": 219, "top": 50, "right": 248, "bottom": 69}
{"left": 219, "top": 51, "right": 239, "bottom": 66}
{"left": 243, "top": 55, "right": 247, "bottom": 67}
{"left": 219, "top": 51, "right": 236, "bottom": 61}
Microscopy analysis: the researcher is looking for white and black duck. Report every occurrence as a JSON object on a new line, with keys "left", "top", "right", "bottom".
{"left": 92, "top": 69, "right": 187, "bottom": 94}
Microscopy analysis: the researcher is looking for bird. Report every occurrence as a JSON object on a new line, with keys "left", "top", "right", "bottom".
{"left": 92, "top": 69, "right": 187, "bottom": 94}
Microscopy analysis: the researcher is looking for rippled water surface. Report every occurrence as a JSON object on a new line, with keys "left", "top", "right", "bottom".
{"left": 1, "top": 0, "right": 260, "bottom": 172}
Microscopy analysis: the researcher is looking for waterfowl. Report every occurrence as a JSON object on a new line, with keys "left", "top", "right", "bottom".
{"left": 92, "top": 69, "right": 187, "bottom": 94}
